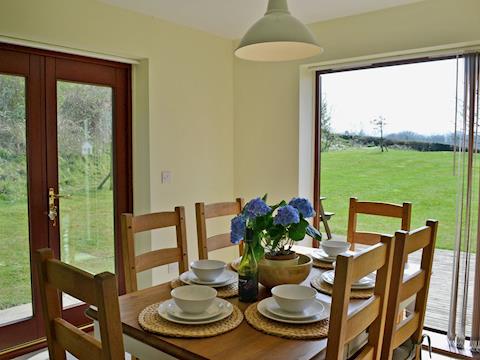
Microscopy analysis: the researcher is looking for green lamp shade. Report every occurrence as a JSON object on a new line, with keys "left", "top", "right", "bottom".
{"left": 235, "top": 0, "right": 323, "bottom": 62}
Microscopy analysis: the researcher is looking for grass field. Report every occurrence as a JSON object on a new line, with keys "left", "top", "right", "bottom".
{"left": 0, "top": 190, "right": 114, "bottom": 311}
{"left": 321, "top": 148, "right": 476, "bottom": 250}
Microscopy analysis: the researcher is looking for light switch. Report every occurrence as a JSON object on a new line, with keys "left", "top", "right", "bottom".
{"left": 161, "top": 170, "right": 172, "bottom": 184}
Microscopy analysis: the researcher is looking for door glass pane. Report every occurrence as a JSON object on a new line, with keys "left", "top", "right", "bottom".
{"left": 0, "top": 74, "right": 32, "bottom": 325}
{"left": 57, "top": 81, "right": 114, "bottom": 276}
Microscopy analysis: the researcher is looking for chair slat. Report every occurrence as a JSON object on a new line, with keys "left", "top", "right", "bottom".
{"left": 345, "top": 296, "right": 381, "bottom": 343}
{"left": 196, "top": 198, "right": 244, "bottom": 260}
{"left": 355, "top": 232, "right": 385, "bottom": 246}
{"left": 393, "top": 312, "right": 420, "bottom": 349}
{"left": 405, "top": 227, "right": 431, "bottom": 254}
{"left": 46, "top": 259, "right": 97, "bottom": 306}
{"left": 351, "top": 243, "right": 386, "bottom": 283}
{"left": 132, "top": 211, "right": 178, "bottom": 233}
{"left": 206, "top": 233, "right": 232, "bottom": 252}
{"left": 204, "top": 201, "right": 241, "bottom": 218}
{"left": 355, "top": 345, "right": 374, "bottom": 360}
{"left": 53, "top": 319, "right": 102, "bottom": 360}
{"left": 355, "top": 201, "right": 405, "bottom": 218}
{"left": 399, "top": 270, "right": 426, "bottom": 303}
{"left": 135, "top": 247, "right": 181, "bottom": 273}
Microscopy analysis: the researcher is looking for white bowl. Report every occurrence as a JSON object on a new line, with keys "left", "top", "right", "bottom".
{"left": 190, "top": 259, "right": 226, "bottom": 282}
{"left": 271, "top": 284, "right": 316, "bottom": 313}
{"left": 320, "top": 240, "right": 351, "bottom": 257}
{"left": 171, "top": 285, "right": 217, "bottom": 314}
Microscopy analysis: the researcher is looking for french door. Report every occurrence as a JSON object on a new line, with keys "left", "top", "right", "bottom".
{"left": 0, "top": 44, "right": 132, "bottom": 352}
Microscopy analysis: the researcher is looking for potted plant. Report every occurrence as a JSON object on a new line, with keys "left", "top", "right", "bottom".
{"left": 230, "top": 195, "right": 322, "bottom": 287}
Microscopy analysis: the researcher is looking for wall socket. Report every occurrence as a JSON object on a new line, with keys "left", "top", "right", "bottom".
{"left": 161, "top": 170, "right": 172, "bottom": 184}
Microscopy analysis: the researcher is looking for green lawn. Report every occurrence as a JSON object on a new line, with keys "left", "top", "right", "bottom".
{"left": 321, "top": 148, "right": 473, "bottom": 250}
{"left": 0, "top": 190, "right": 114, "bottom": 310}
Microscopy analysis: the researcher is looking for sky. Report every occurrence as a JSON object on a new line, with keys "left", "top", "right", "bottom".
{"left": 321, "top": 58, "right": 464, "bottom": 136}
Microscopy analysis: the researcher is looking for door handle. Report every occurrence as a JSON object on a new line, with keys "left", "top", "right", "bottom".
{"left": 48, "top": 187, "right": 71, "bottom": 226}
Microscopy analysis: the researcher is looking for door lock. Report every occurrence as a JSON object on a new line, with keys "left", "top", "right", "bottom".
{"left": 48, "top": 187, "right": 71, "bottom": 227}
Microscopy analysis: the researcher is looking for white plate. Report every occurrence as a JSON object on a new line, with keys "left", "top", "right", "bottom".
{"left": 257, "top": 297, "right": 330, "bottom": 324}
{"left": 321, "top": 270, "right": 375, "bottom": 289}
{"left": 230, "top": 257, "right": 241, "bottom": 272}
{"left": 165, "top": 298, "right": 224, "bottom": 320}
{"left": 179, "top": 270, "right": 237, "bottom": 287}
{"left": 190, "top": 270, "right": 235, "bottom": 285}
{"left": 311, "top": 250, "right": 336, "bottom": 262}
{"left": 158, "top": 298, "right": 233, "bottom": 325}
{"left": 266, "top": 297, "right": 326, "bottom": 320}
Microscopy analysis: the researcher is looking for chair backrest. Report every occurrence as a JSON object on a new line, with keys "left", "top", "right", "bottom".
{"left": 326, "top": 235, "right": 395, "bottom": 360}
{"left": 121, "top": 206, "right": 188, "bottom": 293}
{"left": 34, "top": 248, "right": 124, "bottom": 360}
{"left": 195, "top": 198, "right": 244, "bottom": 259}
{"left": 347, "top": 197, "right": 412, "bottom": 247}
{"left": 381, "top": 220, "right": 438, "bottom": 360}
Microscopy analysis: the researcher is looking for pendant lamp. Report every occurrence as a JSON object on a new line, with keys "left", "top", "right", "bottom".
{"left": 235, "top": 0, "right": 323, "bottom": 62}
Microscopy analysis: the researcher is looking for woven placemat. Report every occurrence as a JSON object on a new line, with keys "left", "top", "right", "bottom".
{"left": 170, "top": 278, "right": 238, "bottom": 298}
{"left": 244, "top": 303, "right": 329, "bottom": 340}
{"left": 312, "top": 259, "right": 334, "bottom": 270}
{"left": 310, "top": 275, "right": 373, "bottom": 299}
{"left": 138, "top": 302, "right": 244, "bottom": 338}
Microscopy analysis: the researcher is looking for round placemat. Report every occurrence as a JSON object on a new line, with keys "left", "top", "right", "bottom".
{"left": 244, "top": 303, "right": 329, "bottom": 340}
{"left": 170, "top": 278, "right": 238, "bottom": 298}
{"left": 138, "top": 302, "right": 244, "bottom": 338}
{"left": 310, "top": 275, "right": 373, "bottom": 299}
{"left": 312, "top": 259, "right": 334, "bottom": 270}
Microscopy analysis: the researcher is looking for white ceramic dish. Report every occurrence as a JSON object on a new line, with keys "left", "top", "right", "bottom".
{"left": 190, "top": 270, "right": 235, "bottom": 285}
{"left": 311, "top": 249, "right": 337, "bottom": 262}
{"left": 170, "top": 285, "right": 217, "bottom": 314}
{"left": 158, "top": 298, "right": 233, "bottom": 325}
{"left": 190, "top": 259, "right": 226, "bottom": 282}
{"left": 179, "top": 270, "right": 237, "bottom": 288}
{"left": 257, "top": 297, "right": 330, "bottom": 324}
{"left": 321, "top": 270, "right": 375, "bottom": 289}
{"left": 166, "top": 298, "right": 225, "bottom": 320}
{"left": 271, "top": 284, "right": 316, "bottom": 313}
{"left": 320, "top": 240, "right": 351, "bottom": 257}
{"left": 267, "top": 298, "right": 326, "bottom": 319}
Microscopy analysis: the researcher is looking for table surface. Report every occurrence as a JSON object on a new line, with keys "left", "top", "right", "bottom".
{"left": 86, "top": 246, "right": 369, "bottom": 360}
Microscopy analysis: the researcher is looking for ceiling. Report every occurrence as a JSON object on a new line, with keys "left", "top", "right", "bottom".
{"left": 100, "top": 0, "right": 423, "bottom": 39}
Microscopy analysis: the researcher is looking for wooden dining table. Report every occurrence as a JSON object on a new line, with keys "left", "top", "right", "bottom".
{"left": 85, "top": 246, "right": 383, "bottom": 360}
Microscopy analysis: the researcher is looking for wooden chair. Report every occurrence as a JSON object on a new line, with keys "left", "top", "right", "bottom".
{"left": 34, "top": 248, "right": 124, "bottom": 360}
{"left": 195, "top": 198, "right": 244, "bottom": 259}
{"left": 381, "top": 220, "right": 438, "bottom": 360}
{"left": 347, "top": 197, "right": 412, "bottom": 248}
{"left": 318, "top": 196, "right": 335, "bottom": 240}
{"left": 326, "top": 234, "right": 395, "bottom": 360}
{"left": 121, "top": 206, "right": 188, "bottom": 293}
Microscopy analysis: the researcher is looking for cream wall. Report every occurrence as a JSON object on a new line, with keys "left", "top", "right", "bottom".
{"left": 234, "top": 0, "right": 480, "bottom": 205}
{"left": 0, "top": 0, "right": 237, "bottom": 286}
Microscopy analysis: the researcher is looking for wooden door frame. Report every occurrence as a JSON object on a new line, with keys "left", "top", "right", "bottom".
{"left": 0, "top": 42, "right": 132, "bottom": 354}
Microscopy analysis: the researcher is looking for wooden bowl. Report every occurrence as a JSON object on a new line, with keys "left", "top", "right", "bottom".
{"left": 258, "top": 254, "right": 313, "bottom": 289}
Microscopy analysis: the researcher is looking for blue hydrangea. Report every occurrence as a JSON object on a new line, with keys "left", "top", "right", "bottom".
{"left": 230, "top": 215, "right": 246, "bottom": 244}
{"left": 289, "top": 197, "right": 315, "bottom": 218}
{"left": 273, "top": 205, "right": 300, "bottom": 226}
{"left": 243, "top": 197, "right": 271, "bottom": 219}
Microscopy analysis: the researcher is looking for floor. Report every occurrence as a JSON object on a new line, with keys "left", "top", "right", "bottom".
{"left": 12, "top": 348, "right": 452, "bottom": 359}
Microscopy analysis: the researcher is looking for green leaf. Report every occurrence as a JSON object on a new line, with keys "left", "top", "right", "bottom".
{"left": 306, "top": 225, "right": 322, "bottom": 240}
{"left": 288, "top": 219, "right": 309, "bottom": 241}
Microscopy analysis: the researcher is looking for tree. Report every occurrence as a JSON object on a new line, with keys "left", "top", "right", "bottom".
{"left": 371, "top": 116, "right": 388, "bottom": 152}
{"left": 320, "top": 98, "right": 334, "bottom": 152}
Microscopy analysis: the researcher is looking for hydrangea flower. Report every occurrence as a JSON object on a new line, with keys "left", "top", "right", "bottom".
{"left": 273, "top": 205, "right": 300, "bottom": 226}
{"left": 230, "top": 214, "right": 246, "bottom": 244}
{"left": 243, "top": 197, "right": 271, "bottom": 219}
{"left": 289, "top": 197, "right": 315, "bottom": 218}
